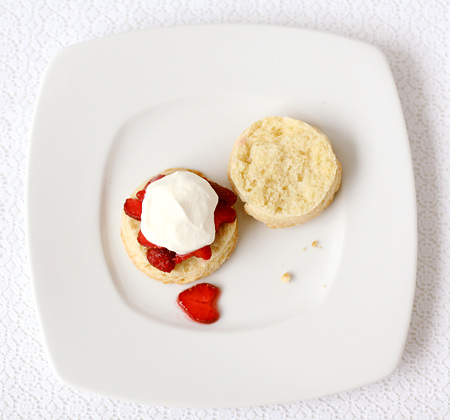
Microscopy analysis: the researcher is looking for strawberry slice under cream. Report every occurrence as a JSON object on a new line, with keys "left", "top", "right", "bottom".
{"left": 140, "top": 171, "right": 219, "bottom": 255}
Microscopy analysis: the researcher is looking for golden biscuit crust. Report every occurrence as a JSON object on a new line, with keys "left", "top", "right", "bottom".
{"left": 228, "top": 117, "right": 341, "bottom": 228}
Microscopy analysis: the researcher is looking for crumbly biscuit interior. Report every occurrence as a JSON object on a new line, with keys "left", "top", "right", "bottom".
{"left": 232, "top": 117, "right": 338, "bottom": 216}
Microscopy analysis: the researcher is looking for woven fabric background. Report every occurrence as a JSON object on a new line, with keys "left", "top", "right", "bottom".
{"left": 1, "top": 0, "right": 449, "bottom": 418}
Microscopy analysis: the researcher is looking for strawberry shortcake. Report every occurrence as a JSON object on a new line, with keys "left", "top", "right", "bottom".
{"left": 120, "top": 168, "right": 238, "bottom": 284}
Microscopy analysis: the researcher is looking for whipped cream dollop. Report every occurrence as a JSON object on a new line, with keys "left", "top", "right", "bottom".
{"left": 140, "top": 171, "right": 219, "bottom": 255}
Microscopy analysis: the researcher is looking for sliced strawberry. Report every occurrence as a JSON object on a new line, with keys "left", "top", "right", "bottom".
{"left": 136, "top": 189, "right": 146, "bottom": 201}
{"left": 173, "top": 245, "right": 212, "bottom": 264}
{"left": 177, "top": 283, "right": 220, "bottom": 324}
{"left": 146, "top": 247, "right": 176, "bottom": 273}
{"left": 136, "top": 174, "right": 165, "bottom": 201}
{"left": 137, "top": 230, "right": 158, "bottom": 248}
{"left": 214, "top": 201, "right": 236, "bottom": 230}
{"left": 173, "top": 254, "right": 190, "bottom": 264}
{"left": 208, "top": 181, "right": 237, "bottom": 206}
{"left": 123, "top": 198, "right": 142, "bottom": 221}
{"left": 148, "top": 173, "right": 165, "bottom": 184}
{"left": 193, "top": 245, "right": 212, "bottom": 260}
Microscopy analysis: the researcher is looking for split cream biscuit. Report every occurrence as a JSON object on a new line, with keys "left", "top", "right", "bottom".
{"left": 121, "top": 168, "right": 238, "bottom": 284}
{"left": 228, "top": 117, "right": 341, "bottom": 228}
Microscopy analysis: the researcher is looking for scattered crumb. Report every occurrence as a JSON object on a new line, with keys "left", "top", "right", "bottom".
{"left": 322, "top": 284, "right": 327, "bottom": 288}
{"left": 302, "top": 247, "right": 307, "bottom": 252}
{"left": 281, "top": 272, "right": 291, "bottom": 283}
{"left": 312, "top": 240, "right": 322, "bottom": 248}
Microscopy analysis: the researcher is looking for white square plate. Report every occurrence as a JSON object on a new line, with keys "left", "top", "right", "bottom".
{"left": 27, "top": 25, "right": 417, "bottom": 407}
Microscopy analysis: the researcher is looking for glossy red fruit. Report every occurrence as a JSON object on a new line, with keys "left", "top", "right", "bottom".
{"left": 135, "top": 189, "right": 146, "bottom": 201}
{"left": 208, "top": 181, "right": 237, "bottom": 206}
{"left": 146, "top": 247, "right": 176, "bottom": 273}
{"left": 193, "top": 245, "right": 212, "bottom": 260}
{"left": 136, "top": 174, "right": 165, "bottom": 201}
{"left": 177, "top": 283, "right": 220, "bottom": 324}
{"left": 137, "top": 230, "right": 157, "bottom": 248}
{"left": 123, "top": 198, "right": 142, "bottom": 220}
{"left": 214, "top": 201, "right": 236, "bottom": 230}
{"left": 148, "top": 173, "right": 165, "bottom": 184}
{"left": 173, "top": 245, "right": 212, "bottom": 264}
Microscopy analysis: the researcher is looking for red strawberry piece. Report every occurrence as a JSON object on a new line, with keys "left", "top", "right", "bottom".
{"left": 173, "top": 245, "right": 212, "bottom": 264}
{"left": 123, "top": 198, "right": 142, "bottom": 221}
{"left": 136, "top": 174, "right": 165, "bottom": 201}
{"left": 214, "top": 201, "right": 236, "bottom": 230}
{"left": 193, "top": 245, "right": 212, "bottom": 260}
{"left": 136, "top": 189, "right": 146, "bottom": 201}
{"left": 147, "top": 247, "right": 176, "bottom": 273}
{"left": 148, "top": 173, "right": 165, "bottom": 184}
{"left": 173, "top": 253, "right": 190, "bottom": 264}
{"left": 177, "top": 283, "right": 220, "bottom": 324}
{"left": 208, "top": 181, "right": 237, "bottom": 206}
{"left": 137, "top": 230, "right": 158, "bottom": 248}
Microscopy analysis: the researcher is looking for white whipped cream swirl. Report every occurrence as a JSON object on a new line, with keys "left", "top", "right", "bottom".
{"left": 140, "top": 171, "right": 218, "bottom": 255}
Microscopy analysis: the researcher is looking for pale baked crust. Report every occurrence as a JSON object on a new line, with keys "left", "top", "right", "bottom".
{"left": 120, "top": 168, "right": 238, "bottom": 284}
{"left": 228, "top": 117, "right": 342, "bottom": 229}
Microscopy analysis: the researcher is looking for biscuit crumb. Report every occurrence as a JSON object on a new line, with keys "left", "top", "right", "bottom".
{"left": 302, "top": 247, "right": 307, "bottom": 252}
{"left": 311, "top": 240, "right": 320, "bottom": 248}
{"left": 281, "top": 272, "right": 291, "bottom": 283}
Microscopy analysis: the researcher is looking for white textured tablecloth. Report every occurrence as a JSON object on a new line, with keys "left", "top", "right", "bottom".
{"left": 1, "top": 0, "right": 449, "bottom": 418}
